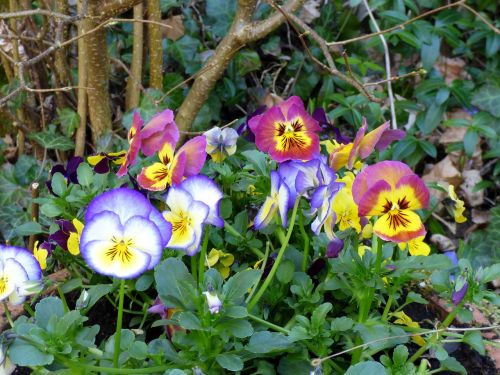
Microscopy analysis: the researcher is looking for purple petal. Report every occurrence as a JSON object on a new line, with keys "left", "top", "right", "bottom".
{"left": 326, "top": 238, "right": 344, "bottom": 258}
{"left": 93, "top": 157, "right": 110, "bottom": 174}
{"left": 375, "top": 129, "right": 406, "bottom": 151}
{"left": 66, "top": 157, "right": 84, "bottom": 183}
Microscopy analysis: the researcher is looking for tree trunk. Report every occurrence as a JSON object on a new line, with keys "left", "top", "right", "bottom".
{"left": 146, "top": 0, "right": 163, "bottom": 90}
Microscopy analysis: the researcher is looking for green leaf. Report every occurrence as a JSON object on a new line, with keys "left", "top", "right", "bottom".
{"left": 311, "top": 303, "right": 332, "bottom": 331}
{"left": 241, "top": 150, "right": 268, "bottom": 175}
{"left": 129, "top": 341, "right": 148, "bottom": 360}
{"left": 82, "top": 284, "right": 114, "bottom": 312}
{"left": 178, "top": 312, "right": 203, "bottom": 330}
{"left": 15, "top": 221, "right": 43, "bottom": 236}
{"left": 9, "top": 340, "right": 54, "bottom": 366}
{"left": 58, "top": 108, "right": 80, "bottom": 137}
{"left": 405, "top": 292, "right": 427, "bottom": 305}
{"left": 216, "top": 353, "right": 243, "bottom": 371}
{"left": 246, "top": 332, "right": 292, "bottom": 354}
{"left": 464, "top": 128, "right": 479, "bottom": 156}
{"left": 76, "top": 163, "right": 93, "bottom": 187}
{"left": 225, "top": 305, "right": 248, "bottom": 318}
{"left": 439, "top": 357, "right": 466, "bottom": 375}
{"left": 35, "top": 297, "right": 64, "bottom": 330}
{"left": 28, "top": 131, "right": 75, "bottom": 151}
{"left": 331, "top": 317, "right": 354, "bottom": 332}
{"left": 40, "top": 202, "right": 62, "bottom": 217}
{"left": 155, "top": 258, "right": 197, "bottom": 309}
{"left": 216, "top": 318, "right": 253, "bottom": 338}
{"left": 276, "top": 259, "right": 295, "bottom": 284}
{"left": 421, "top": 34, "right": 441, "bottom": 70}
{"left": 206, "top": 0, "right": 237, "bottom": 39}
{"left": 419, "top": 103, "right": 445, "bottom": 134}
{"left": 393, "top": 345, "right": 409, "bottom": 366}
{"left": 223, "top": 269, "right": 260, "bottom": 303}
{"left": 472, "top": 84, "right": 500, "bottom": 118}
{"left": 463, "top": 331, "right": 485, "bottom": 355}
{"left": 235, "top": 50, "right": 262, "bottom": 76}
{"left": 51, "top": 172, "right": 67, "bottom": 196}
{"left": 478, "top": 264, "right": 500, "bottom": 283}
{"left": 345, "top": 361, "right": 387, "bottom": 375}
{"left": 135, "top": 273, "right": 154, "bottom": 292}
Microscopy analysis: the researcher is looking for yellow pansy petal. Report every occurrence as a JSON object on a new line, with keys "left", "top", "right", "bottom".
{"left": 358, "top": 245, "right": 371, "bottom": 257}
{"left": 373, "top": 210, "right": 426, "bottom": 243}
{"left": 87, "top": 155, "right": 106, "bottom": 166}
{"left": 219, "top": 253, "right": 234, "bottom": 267}
{"left": 67, "top": 232, "right": 81, "bottom": 255}
{"left": 206, "top": 249, "right": 220, "bottom": 267}
{"left": 72, "top": 218, "right": 84, "bottom": 235}
{"left": 408, "top": 239, "right": 430, "bottom": 256}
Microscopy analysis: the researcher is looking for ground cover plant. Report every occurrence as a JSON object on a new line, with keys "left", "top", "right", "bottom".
{"left": 0, "top": 0, "right": 499, "bottom": 374}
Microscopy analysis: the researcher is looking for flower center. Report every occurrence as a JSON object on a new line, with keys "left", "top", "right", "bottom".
{"left": 172, "top": 212, "right": 192, "bottom": 235}
{"left": 0, "top": 277, "right": 8, "bottom": 295}
{"left": 106, "top": 238, "right": 134, "bottom": 263}
{"left": 275, "top": 119, "right": 310, "bottom": 151}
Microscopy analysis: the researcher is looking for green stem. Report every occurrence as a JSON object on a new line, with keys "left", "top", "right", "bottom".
{"left": 249, "top": 246, "right": 265, "bottom": 258}
{"left": 224, "top": 221, "right": 244, "bottom": 239}
{"left": 3, "top": 301, "right": 13, "bottom": 327}
{"left": 298, "top": 209, "right": 310, "bottom": 272}
{"left": 245, "top": 242, "right": 270, "bottom": 304}
{"left": 57, "top": 285, "right": 69, "bottom": 313}
{"left": 198, "top": 229, "right": 210, "bottom": 286}
{"left": 113, "top": 279, "right": 126, "bottom": 368}
{"left": 381, "top": 293, "right": 394, "bottom": 322}
{"left": 23, "top": 302, "right": 34, "bottom": 317}
{"left": 248, "top": 314, "right": 290, "bottom": 334}
{"left": 247, "top": 198, "right": 300, "bottom": 311}
{"left": 276, "top": 227, "right": 286, "bottom": 246}
{"left": 191, "top": 254, "right": 198, "bottom": 284}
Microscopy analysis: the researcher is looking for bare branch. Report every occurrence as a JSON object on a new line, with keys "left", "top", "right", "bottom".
{"left": 361, "top": 0, "right": 397, "bottom": 129}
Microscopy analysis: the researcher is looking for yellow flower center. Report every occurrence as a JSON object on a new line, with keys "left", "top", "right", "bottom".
{"left": 172, "top": 212, "right": 192, "bottom": 236}
{"left": 106, "top": 238, "right": 134, "bottom": 263}
{"left": 0, "top": 277, "right": 8, "bottom": 295}
{"left": 275, "top": 119, "right": 310, "bottom": 151}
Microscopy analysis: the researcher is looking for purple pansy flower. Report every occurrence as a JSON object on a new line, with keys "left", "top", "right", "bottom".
{"left": 46, "top": 156, "right": 83, "bottom": 194}
{"left": 254, "top": 171, "right": 290, "bottom": 230}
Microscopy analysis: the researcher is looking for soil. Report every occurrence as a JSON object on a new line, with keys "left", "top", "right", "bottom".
{"left": 405, "top": 301, "right": 498, "bottom": 375}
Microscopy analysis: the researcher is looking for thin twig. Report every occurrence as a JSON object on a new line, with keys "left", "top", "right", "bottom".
{"left": 0, "top": 9, "right": 72, "bottom": 21}
{"left": 311, "top": 324, "right": 500, "bottom": 366}
{"left": 361, "top": 0, "right": 397, "bottom": 129}
{"left": 460, "top": 3, "right": 500, "bottom": 34}
{"left": 269, "top": 1, "right": 383, "bottom": 103}
{"left": 364, "top": 69, "right": 425, "bottom": 86}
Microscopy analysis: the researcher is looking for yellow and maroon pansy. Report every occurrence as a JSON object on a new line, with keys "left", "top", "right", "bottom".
{"left": 248, "top": 96, "right": 321, "bottom": 162}
{"left": 137, "top": 136, "right": 206, "bottom": 191}
{"left": 352, "top": 161, "right": 429, "bottom": 243}
{"left": 329, "top": 119, "right": 405, "bottom": 170}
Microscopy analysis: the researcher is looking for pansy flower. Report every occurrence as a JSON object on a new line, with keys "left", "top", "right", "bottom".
{"left": 204, "top": 126, "right": 239, "bottom": 163}
{"left": 254, "top": 171, "right": 290, "bottom": 229}
{"left": 327, "top": 119, "right": 405, "bottom": 171}
{"left": 452, "top": 275, "right": 468, "bottom": 305}
{"left": 88, "top": 151, "right": 126, "bottom": 174}
{"left": 46, "top": 156, "right": 83, "bottom": 194}
{"left": 444, "top": 185, "right": 467, "bottom": 223}
{"left": 80, "top": 188, "right": 171, "bottom": 279}
{"left": 397, "top": 236, "right": 431, "bottom": 256}
{"left": 352, "top": 161, "right": 430, "bottom": 243}
{"left": 137, "top": 136, "right": 206, "bottom": 191}
{"left": 248, "top": 96, "right": 321, "bottom": 162}
{"left": 206, "top": 249, "right": 234, "bottom": 279}
{"left": 392, "top": 311, "right": 426, "bottom": 346}
{"left": 203, "top": 288, "right": 222, "bottom": 314}
{"left": 117, "top": 112, "right": 144, "bottom": 177}
{"left": 49, "top": 218, "right": 83, "bottom": 254}
{"left": 162, "top": 175, "right": 223, "bottom": 256}
{"left": 0, "top": 245, "right": 42, "bottom": 305}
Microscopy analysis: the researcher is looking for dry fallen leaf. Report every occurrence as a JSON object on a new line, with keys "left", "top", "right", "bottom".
{"left": 440, "top": 126, "right": 467, "bottom": 145}
{"left": 423, "top": 156, "right": 462, "bottom": 200}
{"left": 471, "top": 209, "right": 490, "bottom": 224}
{"left": 430, "top": 234, "right": 455, "bottom": 251}
{"left": 299, "top": 0, "right": 321, "bottom": 24}
{"left": 434, "top": 57, "right": 470, "bottom": 85}
{"left": 162, "top": 15, "right": 184, "bottom": 42}
{"left": 461, "top": 170, "right": 484, "bottom": 207}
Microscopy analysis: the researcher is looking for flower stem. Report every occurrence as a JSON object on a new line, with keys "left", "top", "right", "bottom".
{"left": 298, "top": 209, "right": 310, "bottom": 272}
{"left": 198, "top": 229, "right": 210, "bottom": 286}
{"left": 381, "top": 293, "right": 394, "bottom": 322}
{"left": 248, "top": 314, "right": 290, "bottom": 334}
{"left": 247, "top": 198, "right": 300, "bottom": 311}
{"left": 113, "top": 279, "right": 126, "bottom": 368}
{"left": 3, "top": 301, "right": 13, "bottom": 327}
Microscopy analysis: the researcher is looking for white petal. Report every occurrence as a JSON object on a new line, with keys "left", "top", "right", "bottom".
{"left": 123, "top": 216, "right": 163, "bottom": 269}
{"left": 179, "top": 176, "right": 223, "bottom": 227}
{"left": 80, "top": 211, "right": 124, "bottom": 246}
